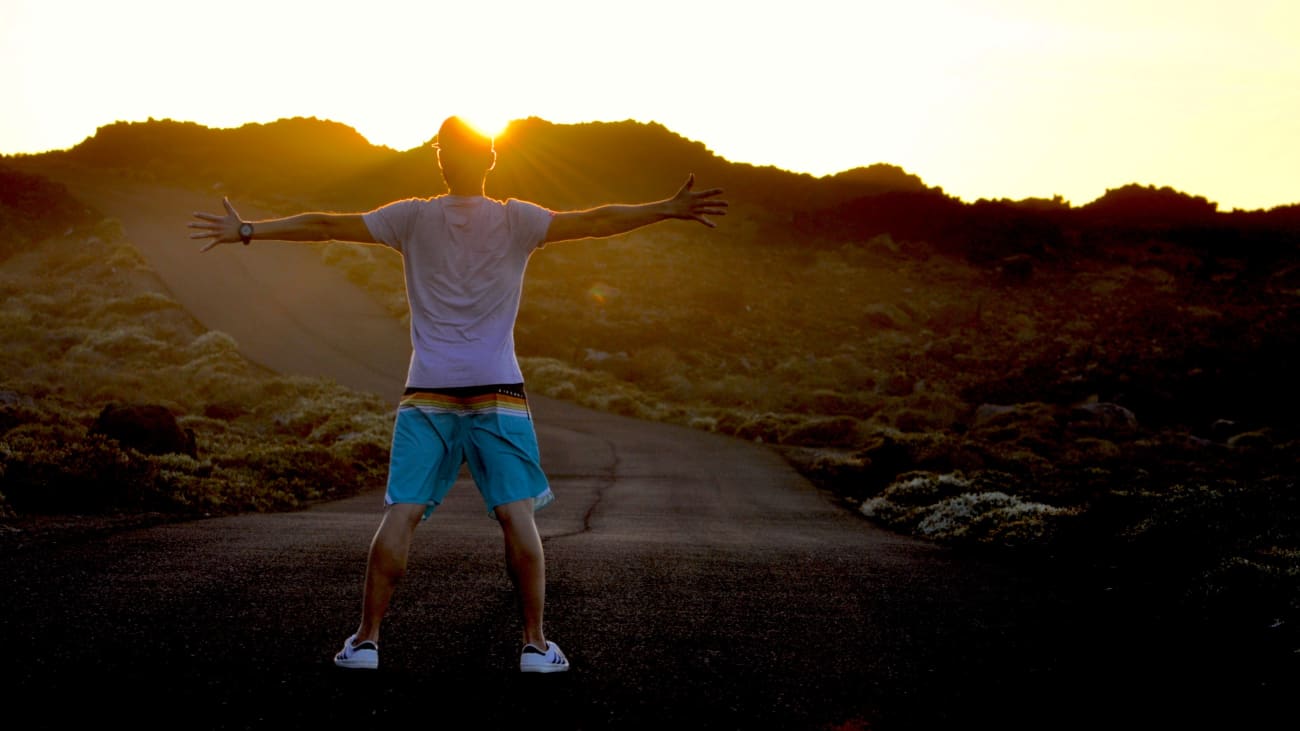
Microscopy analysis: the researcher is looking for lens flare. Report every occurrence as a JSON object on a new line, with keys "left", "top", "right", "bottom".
{"left": 587, "top": 282, "right": 615, "bottom": 306}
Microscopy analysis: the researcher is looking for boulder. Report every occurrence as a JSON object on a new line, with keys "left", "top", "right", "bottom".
{"left": 1227, "top": 429, "right": 1274, "bottom": 450}
{"left": 970, "top": 402, "right": 1057, "bottom": 433}
{"left": 91, "top": 403, "right": 197, "bottom": 458}
{"left": 861, "top": 303, "right": 912, "bottom": 331}
{"left": 0, "top": 390, "right": 38, "bottom": 434}
{"left": 1068, "top": 401, "right": 1139, "bottom": 438}
{"left": 997, "top": 254, "right": 1035, "bottom": 284}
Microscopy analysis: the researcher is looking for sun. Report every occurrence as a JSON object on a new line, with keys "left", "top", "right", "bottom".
{"left": 462, "top": 114, "right": 511, "bottom": 141}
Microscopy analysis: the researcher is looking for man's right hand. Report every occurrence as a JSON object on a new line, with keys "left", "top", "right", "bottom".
{"left": 188, "top": 197, "right": 246, "bottom": 252}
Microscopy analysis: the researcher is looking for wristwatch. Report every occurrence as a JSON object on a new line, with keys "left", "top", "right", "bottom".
{"left": 238, "top": 222, "right": 254, "bottom": 246}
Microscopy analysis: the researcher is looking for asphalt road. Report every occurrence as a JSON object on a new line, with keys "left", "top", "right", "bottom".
{"left": 1, "top": 395, "right": 1063, "bottom": 730}
{"left": 2, "top": 173, "right": 1284, "bottom": 729}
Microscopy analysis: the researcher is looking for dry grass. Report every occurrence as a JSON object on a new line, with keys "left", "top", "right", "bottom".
{"left": 0, "top": 221, "right": 393, "bottom": 520}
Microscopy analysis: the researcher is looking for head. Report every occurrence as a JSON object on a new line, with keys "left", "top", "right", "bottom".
{"left": 434, "top": 116, "right": 496, "bottom": 193}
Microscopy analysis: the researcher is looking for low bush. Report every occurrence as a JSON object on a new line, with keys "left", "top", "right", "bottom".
{"left": 0, "top": 223, "right": 394, "bottom": 520}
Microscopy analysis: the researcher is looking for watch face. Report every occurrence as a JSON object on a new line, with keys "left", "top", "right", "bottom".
{"left": 239, "top": 224, "right": 253, "bottom": 236}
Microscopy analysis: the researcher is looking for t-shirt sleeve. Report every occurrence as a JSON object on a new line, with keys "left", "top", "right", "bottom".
{"left": 505, "top": 198, "right": 556, "bottom": 251}
{"left": 362, "top": 198, "right": 423, "bottom": 253}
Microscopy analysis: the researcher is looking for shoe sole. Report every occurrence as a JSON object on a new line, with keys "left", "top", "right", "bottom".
{"left": 520, "top": 662, "right": 570, "bottom": 674}
{"left": 334, "top": 655, "right": 379, "bottom": 670}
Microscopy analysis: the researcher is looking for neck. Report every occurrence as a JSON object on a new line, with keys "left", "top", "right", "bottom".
{"left": 445, "top": 175, "right": 486, "bottom": 197}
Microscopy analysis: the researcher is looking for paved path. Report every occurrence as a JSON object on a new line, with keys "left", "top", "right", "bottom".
{"left": 2, "top": 172, "right": 1273, "bottom": 729}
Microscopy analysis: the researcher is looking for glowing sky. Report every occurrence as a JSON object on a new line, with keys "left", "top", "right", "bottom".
{"left": 2, "top": 0, "right": 1297, "bottom": 210}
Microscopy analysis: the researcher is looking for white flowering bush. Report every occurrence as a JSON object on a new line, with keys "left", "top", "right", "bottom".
{"left": 862, "top": 472, "right": 1078, "bottom": 549}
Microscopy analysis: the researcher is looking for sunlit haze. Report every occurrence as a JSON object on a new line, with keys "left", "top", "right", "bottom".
{"left": 2, "top": 0, "right": 1297, "bottom": 210}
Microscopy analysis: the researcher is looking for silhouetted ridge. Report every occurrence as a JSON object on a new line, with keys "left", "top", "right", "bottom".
{"left": 316, "top": 117, "right": 942, "bottom": 216}
{"left": 1082, "top": 184, "right": 1219, "bottom": 226}
{"left": 13, "top": 116, "right": 1298, "bottom": 264}
{"left": 61, "top": 117, "right": 395, "bottom": 200}
{"left": 800, "top": 180, "right": 1299, "bottom": 265}
{"left": 490, "top": 118, "right": 730, "bottom": 208}
{"left": 827, "top": 164, "right": 931, "bottom": 195}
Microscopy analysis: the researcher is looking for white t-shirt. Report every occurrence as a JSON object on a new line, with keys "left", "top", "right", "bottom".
{"left": 363, "top": 195, "right": 554, "bottom": 388}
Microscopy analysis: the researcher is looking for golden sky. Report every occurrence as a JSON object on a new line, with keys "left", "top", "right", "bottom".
{"left": 2, "top": 0, "right": 1297, "bottom": 210}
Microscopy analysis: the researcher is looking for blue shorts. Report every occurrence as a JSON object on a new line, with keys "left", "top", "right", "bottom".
{"left": 385, "top": 384, "right": 554, "bottom": 520}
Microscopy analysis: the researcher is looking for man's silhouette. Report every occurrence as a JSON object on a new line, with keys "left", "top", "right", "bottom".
{"left": 189, "top": 116, "right": 727, "bottom": 673}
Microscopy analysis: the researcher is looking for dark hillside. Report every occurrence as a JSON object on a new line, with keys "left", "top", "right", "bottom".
{"left": 802, "top": 182, "right": 1300, "bottom": 264}
{"left": 26, "top": 117, "right": 1298, "bottom": 268}
{"left": 52, "top": 117, "right": 396, "bottom": 206}
{"left": 35, "top": 117, "right": 943, "bottom": 225}
{"left": 311, "top": 117, "right": 932, "bottom": 219}
{"left": 490, "top": 120, "right": 947, "bottom": 223}
{"left": 0, "top": 162, "right": 98, "bottom": 260}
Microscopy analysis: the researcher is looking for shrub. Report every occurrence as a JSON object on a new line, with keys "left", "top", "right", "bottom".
{"left": 861, "top": 471, "right": 1078, "bottom": 550}
{"left": 1, "top": 430, "right": 170, "bottom": 514}
{"left": 781, "top": 416, "right": 863, "bottom": 447}
{"left": 0, "top": 221, "right": 392, "bottom": 520}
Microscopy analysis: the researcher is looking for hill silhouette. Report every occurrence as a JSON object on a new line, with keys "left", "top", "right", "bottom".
{"left": 25, "top": 115, "right": 1298, "bottom": 269}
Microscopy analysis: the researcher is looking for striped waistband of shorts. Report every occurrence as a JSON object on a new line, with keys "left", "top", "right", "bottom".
{"left": 399, "top": 383, "right": 529, "bottom": 417}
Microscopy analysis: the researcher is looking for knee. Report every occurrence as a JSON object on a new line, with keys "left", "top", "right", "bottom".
{"left": 369, "top": 537, "right": 408, "bottom": 574}
{"left": 493, "top": 498, "right": 534, "bottom": 528}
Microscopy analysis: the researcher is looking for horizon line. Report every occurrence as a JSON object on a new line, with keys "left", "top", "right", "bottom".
{"left": 4, "top": 114, "right": 1297, "bottom": 213}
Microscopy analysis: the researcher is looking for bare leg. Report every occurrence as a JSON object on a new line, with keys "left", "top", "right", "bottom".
{"left": 495, "top": 499, "right": 547, "bottom": 648}
{"left": 353, "top": 503, "right": 425, "bottom": 644}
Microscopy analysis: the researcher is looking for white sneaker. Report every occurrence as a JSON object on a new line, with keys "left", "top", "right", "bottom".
{"left": 334, "top": 634, "right": 379, "bottom": 670}
{"left": 519, "top": 641, "right": 570, "bottom": 673}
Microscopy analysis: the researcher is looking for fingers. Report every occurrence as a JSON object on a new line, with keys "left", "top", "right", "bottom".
{"left": 690, "top": 195, "right": 728, "bottom": 216}
{"left": 671, "top": 175, "right": 727, "bottom": 228}
{"left": 187, "top": 219, "right": 221, "bottom": 238}
{"left": 190, "top": 201, "right": 235, "bottom": 250}
{"left": 689, "top": 188, "right": 726, "bottom": 228}
{"left": 691, "top": 188, "right": 725, "bottom": 200}
{"left": 190, "top": 227, "right": 223, "bottom": 251}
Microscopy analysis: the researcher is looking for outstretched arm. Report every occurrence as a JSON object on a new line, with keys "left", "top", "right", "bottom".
{"left": 543, "top": 174, "right": 728, "bottom": 244}
{"left": 188, "top": 198, "right": 376, "bottom": 252}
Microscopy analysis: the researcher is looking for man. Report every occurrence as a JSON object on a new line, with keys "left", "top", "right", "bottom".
{"left": 188, "top": 116, "right": 727, "bottom": 674}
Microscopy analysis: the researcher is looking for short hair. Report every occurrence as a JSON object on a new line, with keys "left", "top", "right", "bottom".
{"left": 434, "top": 116, "right": 493, "bottom": 154}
